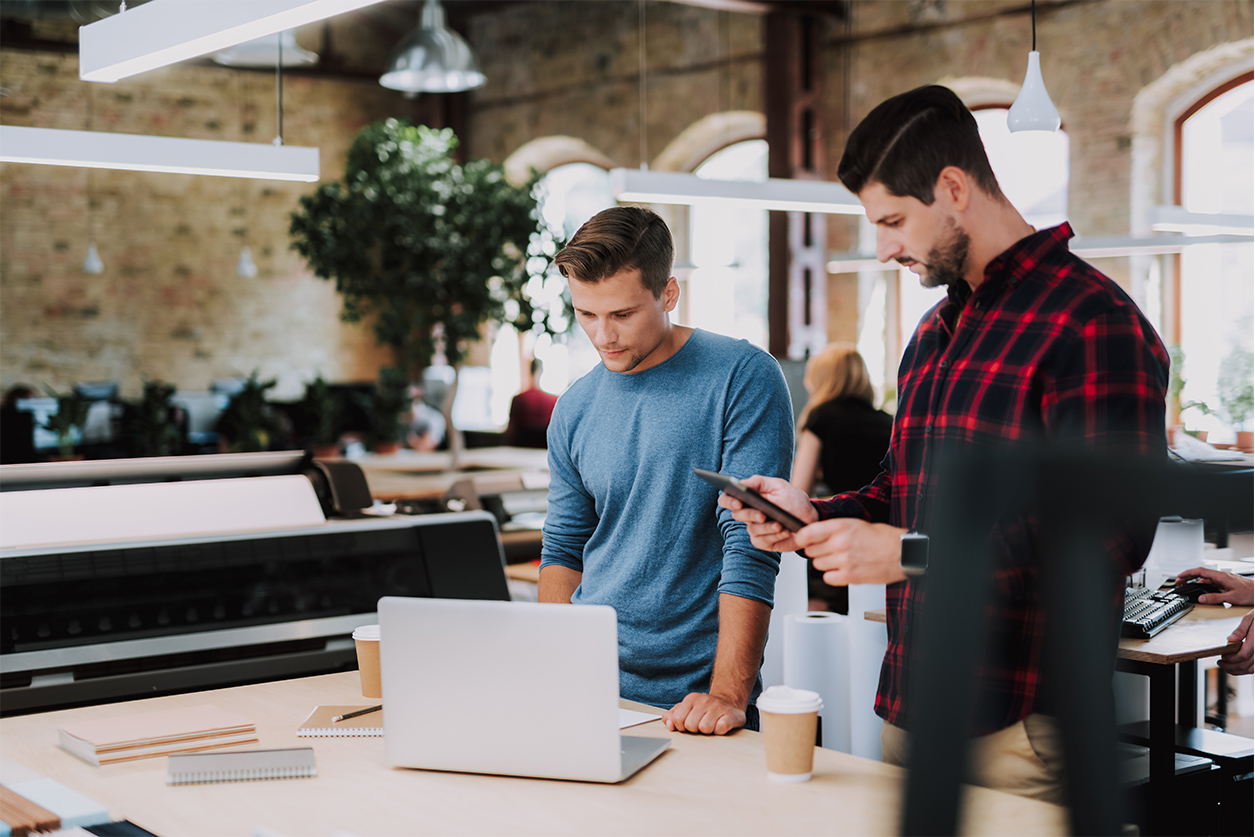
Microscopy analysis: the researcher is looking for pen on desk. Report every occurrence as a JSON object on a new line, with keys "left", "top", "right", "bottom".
{"left": 332, "top": 704, "right": 382, "bottom": 722}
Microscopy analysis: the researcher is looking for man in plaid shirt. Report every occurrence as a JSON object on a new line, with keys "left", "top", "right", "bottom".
{"left": 721, "top": 85, "right": 1168, "bottom": 803}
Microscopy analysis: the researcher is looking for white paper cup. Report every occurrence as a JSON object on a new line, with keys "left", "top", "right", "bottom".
{"left": 352, "top": 624, "right": 382, "bottom": 699}
{"left": 757, "top": 686, "right": 823, "bottom": 782}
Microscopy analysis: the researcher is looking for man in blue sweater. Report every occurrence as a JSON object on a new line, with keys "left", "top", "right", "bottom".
{"left": 539, "top": 206, "right": 794, "bottom": 735}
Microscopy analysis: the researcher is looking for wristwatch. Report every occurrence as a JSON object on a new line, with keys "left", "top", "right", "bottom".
{"left": 900, "top": 531, "right": 929, "bottom": 577}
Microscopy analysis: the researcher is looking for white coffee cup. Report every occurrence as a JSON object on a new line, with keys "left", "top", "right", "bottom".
{"left": 757, "top": 686, "right": 823, "bottom": 782}
{"left": 352, "top": 624, "right": 382, "bottom": 699}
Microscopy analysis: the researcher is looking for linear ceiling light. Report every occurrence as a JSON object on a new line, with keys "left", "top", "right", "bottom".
{"left": 79, "top": 0, "right": 384, "bottom": 83}
{"left": 1149, "top": 205, "right": 1254, "bottom": 236}
{"left": 0, "top": 126, "right": 320, "bottom": 182}
{"left": 825, "top": 233, "right": 1255, "bottom": 273}
{"left": 610, "top": 168, "right": 864, "bottom": 215}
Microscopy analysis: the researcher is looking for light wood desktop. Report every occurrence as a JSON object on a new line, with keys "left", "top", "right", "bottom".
{"left": 0, "top": 671, "right": 1067, "bottom": 836}
{"left": 356, "top": 447, "right": 550, "bottom": 502}
{"left": 862, "top": 603, "right": 1244, "bottom": 662}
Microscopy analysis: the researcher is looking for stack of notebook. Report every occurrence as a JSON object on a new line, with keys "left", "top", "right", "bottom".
{"left": 57, "top": 705, "right": 258, "bottom": 766}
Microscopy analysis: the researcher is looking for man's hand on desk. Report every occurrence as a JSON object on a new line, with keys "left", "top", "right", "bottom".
{"left": 1220, "top": 611, "right": 1253, "bottom": 677}
{"left": 661, "top": 692, "right": 746, "bottom": 736}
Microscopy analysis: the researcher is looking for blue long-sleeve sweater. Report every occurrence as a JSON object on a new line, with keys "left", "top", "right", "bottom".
{"left": 540, "top": 329, "right": 794, "bottom": 708}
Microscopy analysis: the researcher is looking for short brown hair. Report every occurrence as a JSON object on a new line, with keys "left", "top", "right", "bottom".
{"left": 838, "top": 85, "right": 1002, "bottom": 204}
{"left": 553, "top": 206, "right": 673, "bottom": 297}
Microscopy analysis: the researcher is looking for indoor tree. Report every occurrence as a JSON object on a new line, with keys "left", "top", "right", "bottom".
{"left": 289, "top": 119, "right": 568, "bottom": 460}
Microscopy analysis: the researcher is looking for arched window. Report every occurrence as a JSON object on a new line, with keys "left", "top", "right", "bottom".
{"left": 1173, "top": 77, "right": 1254, "bottom": 442}
{"left": 487, "top": 161, "right": 613, "bottom": 424}
{"left": 682, "top": 139, "right": 770, "bottom": 350}
{"left": 893, "top": 108, "right": 1070, "bottom": 378}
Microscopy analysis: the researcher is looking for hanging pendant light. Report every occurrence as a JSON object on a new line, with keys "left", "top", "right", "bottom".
{"left": 83, "top": 241, "right": 104, "bottom": 275}
{"left": 1007, "top": 0, "right": 1061, "bottom": 133}
{"left": 212, "top": 30, "right": 318, "bottom": 68}
{"left": 236, "top": 245, "right": 259, "bottom": 278}
{"left": 379, "top": 0, "right": 485, "bottom": 94}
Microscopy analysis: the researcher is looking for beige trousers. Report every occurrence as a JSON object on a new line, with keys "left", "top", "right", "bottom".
{"left": 881, "top": 714, "right": 1067, "bottom": 805}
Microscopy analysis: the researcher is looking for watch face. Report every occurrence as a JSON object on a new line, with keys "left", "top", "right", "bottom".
{"left": 900, "top": 533, "right": 928, "bottom": 576}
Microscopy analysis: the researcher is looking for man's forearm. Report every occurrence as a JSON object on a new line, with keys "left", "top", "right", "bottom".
{"left": 708, "top": 593, "right": 772, "bottom": 709}
{"left": 538, "top": 564, "right": 582, "bottom": 603}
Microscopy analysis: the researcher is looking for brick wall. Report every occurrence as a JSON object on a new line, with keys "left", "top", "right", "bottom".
{"left": 0, "top": 48, "right": 401, "bottom": 400}
{"left": 1, "top": 0, "right": 1249, "bottom": 398}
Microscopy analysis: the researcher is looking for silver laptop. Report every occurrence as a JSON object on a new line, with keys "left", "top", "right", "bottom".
{"left": 378, "top": 596, "right": 670, "bottom": 783}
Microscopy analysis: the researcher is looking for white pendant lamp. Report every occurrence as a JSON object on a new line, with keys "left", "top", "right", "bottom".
{"left": 379, "top": 0, "right": 485, "bottom": 94}
{"left": 1007, "top": 0, "right": 1061, "bottom": 133}
{"left": 213, "top": 30, "right": 318, "bottom": 68}
{"left": 236, "top": 246, "right": 259, "bottom": 278}
{"left": 83, "top": 242, "right": 105, "bottom": 275}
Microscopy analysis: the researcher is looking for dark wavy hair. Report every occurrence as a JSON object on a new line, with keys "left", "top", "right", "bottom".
{"left": 837, "top": 85, "right": 1002, "bottom": 205}
{"left": 554, "top": 206, "right": 674, "bottom": 298}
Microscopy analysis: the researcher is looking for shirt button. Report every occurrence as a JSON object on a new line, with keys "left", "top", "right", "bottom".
{"left": 939, "top": 360, "right": 948, "bottom": 369}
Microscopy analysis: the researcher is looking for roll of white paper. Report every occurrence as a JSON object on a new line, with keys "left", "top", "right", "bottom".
{"left": 784, "top": 611, "right": 851, "bottom": 753}
{"left": 847, "top": 583, "right": 888, "bottom": 761}
{"left": 762, "top": 552, "right": 809, "bottom": 689}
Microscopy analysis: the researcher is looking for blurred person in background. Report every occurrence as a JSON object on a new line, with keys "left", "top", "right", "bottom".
{"left": 790, "top": 345, "right": 892, "bottom": 612}
{"left": 505, "top": 358, "right": 558, "bottom": 449}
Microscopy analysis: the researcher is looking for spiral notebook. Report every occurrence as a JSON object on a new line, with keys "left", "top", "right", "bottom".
{"left": 165, "top": 748, "right": 316, "bottom": 785}
{"left": 297, "top": 705, "right": 385, "bottom": 737}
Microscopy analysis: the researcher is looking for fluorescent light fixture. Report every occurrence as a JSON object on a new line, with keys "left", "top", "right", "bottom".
{"left": 80, "top": 0, "right": 384, "bottom": 83}
{"left": 1149, "top": 205, "right": 1254, "bottom": 236}
{"left": 610, "top": 168, "right": 864, "bottom": 215}
{"left": 825, "top": 233, "right": 1255, "bottom": 272}
{"left": 0, "top": 126, "right": 320, "bottom": 182}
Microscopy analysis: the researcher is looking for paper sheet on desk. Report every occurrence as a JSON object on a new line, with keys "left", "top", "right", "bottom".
{"left": 1172, "top": 433, "right": 1248, "bottom": 462}
{"left": 619, "top": 709, "right": 661, "bottom": 729}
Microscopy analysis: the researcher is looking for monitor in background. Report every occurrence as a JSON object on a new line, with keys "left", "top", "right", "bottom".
{"left": 13, "top": 397, "right": 64, "bottom": 451}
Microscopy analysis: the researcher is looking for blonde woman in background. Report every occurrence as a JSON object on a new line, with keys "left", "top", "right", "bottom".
{"left": 791, "top": 343, "right": 893, "bottom": 497}
{"left": 792, "top": 344, "right": 892, "bottom": 612}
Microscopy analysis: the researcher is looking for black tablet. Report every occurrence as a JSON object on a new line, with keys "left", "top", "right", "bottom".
{"left": 693, "top": 469, "right": 807, "bottom": 533}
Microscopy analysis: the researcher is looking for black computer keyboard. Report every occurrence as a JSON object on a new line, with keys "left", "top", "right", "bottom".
{"left": 1122, "top": 587, "right": 1194, "bottom": 639}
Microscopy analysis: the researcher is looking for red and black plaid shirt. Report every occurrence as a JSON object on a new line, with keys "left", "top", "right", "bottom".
{"left": 814, "top": 223, "right": 1169, "bottom": 735}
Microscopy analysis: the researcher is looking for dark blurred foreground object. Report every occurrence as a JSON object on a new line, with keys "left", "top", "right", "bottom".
{"left": 900, "top": 444, "right": 1252, "bottom": 837}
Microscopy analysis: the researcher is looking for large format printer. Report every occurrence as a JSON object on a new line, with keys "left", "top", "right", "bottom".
{"left": 0, "top": 452, "right": 510, "bottom": 715}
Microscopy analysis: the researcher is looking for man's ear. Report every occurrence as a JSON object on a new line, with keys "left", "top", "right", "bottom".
{"left": 934, "top": 166, "right": 971, "bottom": 213}
{"left": 662, "top": 276, "right": 680, "bottom": 313}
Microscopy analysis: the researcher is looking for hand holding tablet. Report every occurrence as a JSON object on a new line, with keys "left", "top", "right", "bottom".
{"left": 694, "top": 469, "right": 807, "bottom": 533}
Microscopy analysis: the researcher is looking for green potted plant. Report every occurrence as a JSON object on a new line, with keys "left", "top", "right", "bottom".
{"left": 1217, "top": 344, "right": 1253, "bottom": 451}
{"left": 361, "top": 366, "right": 410, "bottom": 454}
{"left": 300, "top": 374, "right": 343, "bottom": 458}
{"left": 124, "top": 380, "right": 183, "bottom": 457}
{"left": 289, "top": 119, "right": 569, "bottom": 464}
{"left": 215, "top": 372, "right": 283, "bottom": 453}
{"left": 41, "top": 386, "right": 90, "bottom": 460}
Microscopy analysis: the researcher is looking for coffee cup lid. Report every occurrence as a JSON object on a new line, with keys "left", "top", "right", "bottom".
{"left": 352, "top": 624, "right": 380, "bottom": 641}
{"left": 756, "top": 685, "right": 822, "bottom": 714}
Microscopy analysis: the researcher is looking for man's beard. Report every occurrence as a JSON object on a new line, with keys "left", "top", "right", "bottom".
{"left": 918, "top": 219, "right": 970, "bottom": 289}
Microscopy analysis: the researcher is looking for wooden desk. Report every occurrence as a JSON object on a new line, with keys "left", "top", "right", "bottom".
{"left": 357, "top": 447, "right": 550, "bottom": 502}
{"left": 0, "top": 672, "right": 1067, "bottom": 836}
{"left": 1114, "top": 604, "right": 1244, "bottom": 815}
